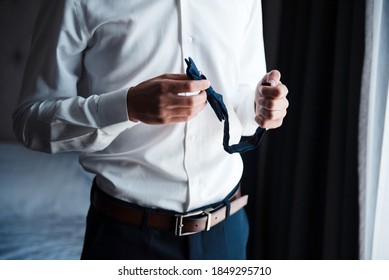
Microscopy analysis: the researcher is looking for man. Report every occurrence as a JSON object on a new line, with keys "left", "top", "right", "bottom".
{"left": 13, "top": 0, "right": 288, "bottom": 259}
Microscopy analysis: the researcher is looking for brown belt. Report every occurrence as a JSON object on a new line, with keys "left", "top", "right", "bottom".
{"left": 92, "top": 186, "right": 248, "bottom": 236}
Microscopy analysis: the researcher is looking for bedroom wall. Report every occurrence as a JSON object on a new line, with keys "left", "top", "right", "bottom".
{"left": 0, "top": 0, "right": 92, "bottom": 208}
{"left": 0, "top": 2, "right": 92, "bottom": 260}
{"left": 0, "top": 0, "right": 41, "bottom": 142}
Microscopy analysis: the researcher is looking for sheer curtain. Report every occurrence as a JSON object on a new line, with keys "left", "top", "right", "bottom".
{"left": 359, "top": 0, "right": 389, "bottom": 260}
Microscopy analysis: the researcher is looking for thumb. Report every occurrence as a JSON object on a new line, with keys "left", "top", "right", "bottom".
{"left": 265, "top": 70, "right": 281, "bottom": 86}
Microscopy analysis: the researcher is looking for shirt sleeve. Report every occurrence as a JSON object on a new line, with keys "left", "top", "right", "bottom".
{"left": 235, "top": 0, "right": 267, "bottom": 136}
{"left": 12, "top": 0, "right": 137, "bottom": 154}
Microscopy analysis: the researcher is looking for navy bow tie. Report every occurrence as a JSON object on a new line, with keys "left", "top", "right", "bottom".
{"left": 185, "top": 57, "right": 266, "bottom": 154}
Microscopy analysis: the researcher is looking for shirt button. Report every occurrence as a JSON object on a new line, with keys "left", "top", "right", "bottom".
{"left": 188, "top": 135, "right": 196, "bottom": 142}
{"left": 186, "top": 36, "right": 193, "bottom": 44}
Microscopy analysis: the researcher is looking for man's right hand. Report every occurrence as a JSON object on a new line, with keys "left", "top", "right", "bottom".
{"left": 126, "top": 74, "right": 209, "bottom": 125}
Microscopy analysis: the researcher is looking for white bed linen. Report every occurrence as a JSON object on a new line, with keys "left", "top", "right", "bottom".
{"left": 0, "top": 142, "right": 93, "bottom": 259}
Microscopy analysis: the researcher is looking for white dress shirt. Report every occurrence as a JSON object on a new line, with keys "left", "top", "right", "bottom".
{"left": 13, "top": 0, "right": 266, "bottom": 212}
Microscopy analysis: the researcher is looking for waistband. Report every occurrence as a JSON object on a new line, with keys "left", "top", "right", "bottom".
{"left": 91, "top": 181, "right": 248, "bottom": 236}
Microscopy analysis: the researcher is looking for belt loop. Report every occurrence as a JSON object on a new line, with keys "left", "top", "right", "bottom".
{"left": 223, "top": 198, "right": 231, "bottom": 219}
{"left": 141, "top": 210, "right": 150, "bottom": 231}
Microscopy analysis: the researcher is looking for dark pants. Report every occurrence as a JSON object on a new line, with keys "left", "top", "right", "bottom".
{"left": 81, "top": 186, "right": 250, "bottom": 260}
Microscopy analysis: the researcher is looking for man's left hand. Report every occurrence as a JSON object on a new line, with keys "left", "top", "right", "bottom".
{"left": 255, "top": 70, "right": 289, "bottom": 129}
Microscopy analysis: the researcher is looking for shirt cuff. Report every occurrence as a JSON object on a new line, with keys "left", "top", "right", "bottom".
{"left": 238, "top": 88, "right": 259, "bottom": 136}
{"left": 97, "top": 88, "right": 138, "bottom": 135}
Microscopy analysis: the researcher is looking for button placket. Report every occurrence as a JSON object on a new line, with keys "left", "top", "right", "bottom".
{"left": 186, "top": 36, "right": 193, "bottom": 44}
{"left": 178, "top": 0, "right": 201, "bottom": 211}
{"left": 178, "top": 0, "right": 193, "bottom": 59}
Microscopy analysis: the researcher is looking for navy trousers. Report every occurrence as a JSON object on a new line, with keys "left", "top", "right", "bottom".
{"left": 81, "top": 186, "right": 250, "bottom": 260}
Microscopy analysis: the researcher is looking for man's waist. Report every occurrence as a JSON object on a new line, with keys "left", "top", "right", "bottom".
{"left": 93, "top": 172, "right": 243, "bottom": 212}
{"left": 92, "top": 181, "right": 248, "bottom": 236}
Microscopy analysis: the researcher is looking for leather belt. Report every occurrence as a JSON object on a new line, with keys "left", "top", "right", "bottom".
{"left": 92, "top": 186, "right": 248, "bottom": 236}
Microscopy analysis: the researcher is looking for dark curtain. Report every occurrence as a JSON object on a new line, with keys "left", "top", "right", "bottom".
{"left": 242, "top": 0, "right": 365, "bottom": 259}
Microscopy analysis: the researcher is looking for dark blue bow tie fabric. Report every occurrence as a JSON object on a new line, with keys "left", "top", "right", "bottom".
{"left": 185, "top": 57, "right": 266, "bottom": 154}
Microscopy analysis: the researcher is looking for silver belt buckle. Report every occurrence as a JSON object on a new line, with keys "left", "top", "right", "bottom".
{"left": 175, "top": 208, "right": 213, "bottom": 236}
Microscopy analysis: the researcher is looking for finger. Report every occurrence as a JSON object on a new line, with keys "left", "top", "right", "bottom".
{"left": 260, "top": 83, "right": 288, "bottom": 99}
{"left": 138, "top": 99, "right": 207, "bottom": 125}
{"left": 256, "top": 96, "right": 289, "bottom": 110}
{"left": 263, "top": 70, "right": 281, "bottom": 86}
{"left": 169, "top": 100, "right": 207, "bottom": 118}
{"left": 168, "top": 79, "right": 211, "bottom": 94}
{"left": 255, "top": 115, "right": 284, "bottom": 129}
{"left": 169, "top": 90, "right": 208, "bottom": 107}
{"left": 158, "top": 73, "right": 190, "bottom": 80}
{"left": 256, "top": 106, "right": 287, "bottom": 120}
